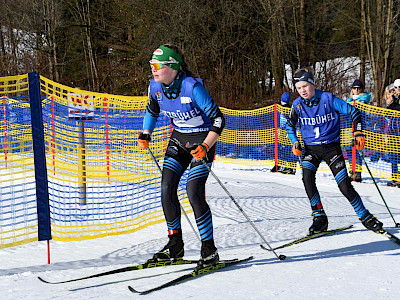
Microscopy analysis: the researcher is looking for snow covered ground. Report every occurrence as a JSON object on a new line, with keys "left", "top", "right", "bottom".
{"left": 1, "top": 162, "right": 400, "bottom": 300}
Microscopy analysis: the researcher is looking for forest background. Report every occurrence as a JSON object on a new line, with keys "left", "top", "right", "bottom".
{"left": 1, "top": 0, "right": 399, "bottom": 109}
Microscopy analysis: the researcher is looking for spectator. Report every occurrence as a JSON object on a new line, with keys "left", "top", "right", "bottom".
{"left": 347, "top": 79, "right": 371, "bottom": 104}
{"left": 384, "top": 83, "right": 396, "bottom": 107}
{"left": 271, "top": 92, "right": 296, "bottom": 175}
{"left": 346, "top": 79, "right": 370, "bottom": 182}
{"left": 384, "top": 83, "right": 400, "bottom": 187}
{"left": 392, "top": 79, "right": 400, "bottom": 104}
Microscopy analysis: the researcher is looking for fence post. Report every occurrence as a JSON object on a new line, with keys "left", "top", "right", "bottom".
{"left": 2, "top": 96, "right": 7, "bottom": 167}
{"left": 273, "top": 103, "right": 278, "bottom": 170}
{"left": 28, "top": 72, "right": 52, "bottom": 242}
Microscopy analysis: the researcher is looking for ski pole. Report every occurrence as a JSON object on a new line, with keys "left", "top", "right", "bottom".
{"left": 147, "top": 148, "right": 201, "bottom": 241}
{"left": 171, "top": 138, "right": 286, "bottom": 261}
{"left": 298, "top": 155, "right": 303, "bottom": 171}
{"left": 358, "top": 149, "right": 400, "bottom": 227}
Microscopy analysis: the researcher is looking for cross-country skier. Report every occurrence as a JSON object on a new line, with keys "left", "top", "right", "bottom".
{"left": 286, "top": 68, "right": 383, "bottom": 234}
{"left": 137, "top": 44, "right": 225, "bottom": 266}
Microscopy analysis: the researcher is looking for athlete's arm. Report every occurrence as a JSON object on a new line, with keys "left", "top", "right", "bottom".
{"left": 333, "top": 96, "right": 363, "bottom": 132}
{"left": 193, "top": 83, "right": 225, "bottom": 147}
{"left": 286, "top": 105, "right": 300, "bottom": 145}
{"left": 143, "top": 86, "right": 160, "bottom": 134}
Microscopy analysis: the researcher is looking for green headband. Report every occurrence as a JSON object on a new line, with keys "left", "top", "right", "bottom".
{"left": 151, "top": 45, "right": 182, "bottom": 70}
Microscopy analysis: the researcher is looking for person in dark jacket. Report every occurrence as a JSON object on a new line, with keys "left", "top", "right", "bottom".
{"left": 138, "top": 44, "right": 225, "bottom": 266}
{"left": 346, "top": 79, "right": 371, "bottom": 182}
{"left": 271, "top": 92, "right": 296, "bottom": 175}
{"left": 286, "top": 68, "right": 383, "bottom": 234}
{"left": 384, "top": 83, "right": 400, "bottom": 187}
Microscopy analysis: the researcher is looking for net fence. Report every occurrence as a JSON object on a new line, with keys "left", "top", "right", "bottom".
{"left": 217, "top": 102, "right": 400, "bottom": 180}
{"left": 1, "top": 73, "right": 399, "bottom": 248}
{"left": 39, "top": 76, "right": 191, "bottom": 242}
{"left": 0, "top": 74, "right": 37, "bottom": 248}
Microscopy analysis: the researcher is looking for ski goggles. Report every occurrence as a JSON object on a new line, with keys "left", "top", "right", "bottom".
{"left": 149, "top": 59, "right": 180, "bottom": 70}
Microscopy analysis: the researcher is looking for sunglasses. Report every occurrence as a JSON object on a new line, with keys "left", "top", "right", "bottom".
{"left": 352, "top": 87, "right": 362, "bottom": 90}
{"left": 149, "top": 61, "right": 166, "bottom": 70}
{"left": 389, "top": 88, "right": 395, "bottom": 93}
{"left": 149, "top": 60, "right": 179, "bottom": 70}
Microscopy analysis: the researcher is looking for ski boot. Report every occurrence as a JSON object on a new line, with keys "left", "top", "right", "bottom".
{"left": 152, "top": 229, "right": 184, "bottom": 261}
{"left": 309, "top": 211, "right": 328, "bottom": 235}
{"left": 387, "top": 180, "right": 400, "bottom": 187}
{"left": 360, "top": 211, "right": 383, "bottom": 233}
{"left": 279, "top": 167, "right": 296, "bottom": 175}
{"left": 198, "top": 239, "right": 219, "bottom": 267}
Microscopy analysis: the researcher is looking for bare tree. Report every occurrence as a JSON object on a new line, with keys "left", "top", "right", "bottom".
{"left": 42, "top": 0, "right": 61, "bottom": 81}
{"left": 67, "top": 0, "right": 100, "bottom": 91}
{"left": 362, "top": 0, "right": 397, "bottom": 106}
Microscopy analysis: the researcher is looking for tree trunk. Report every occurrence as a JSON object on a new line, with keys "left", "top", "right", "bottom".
{"left": 299, "top": 0, "right": 307, "bottom": 67}
{"left": 360, "top": 0, "right": 366, "bottom": 85}
{"left": 363, "top": 0, "right": 396, "bottom": 107}
{"left": 43, "top": 0, "right": 60, "bottom": 81}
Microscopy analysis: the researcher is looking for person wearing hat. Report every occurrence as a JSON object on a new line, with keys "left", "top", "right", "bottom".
{"left": 280, "top": 92, "right": 291, "bottom": 107}
{"left": 347, "top": 79, "right": 371, "bottom": 104}
{"left": 384, "top": 83, "right": 400, "bottom": 187}
{"left": 286, "top": 68, "right": 383, "bottom": 235}
{"left": 271, "top": 92, "right": 296, "bottom": 174}
{"left": 138, "top": 44, "right": 225, "bottom": 266}
{"left": 346, "top": 79, "right": 371, "bottom": 182}
{"left": 391, "top": 79, "right": 400, "bottom": 104}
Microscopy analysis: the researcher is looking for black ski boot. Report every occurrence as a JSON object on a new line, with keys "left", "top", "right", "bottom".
{"left": 279, "top": 167, "right": 296, "bottom": 175}
{"left": 198, "top": 239, "right": 219, "bottom": 267}
{"left": 153, "top": 230, "right": 184, "bottom": 261}
{"left": 360, "top": 211, "right": 383, "bottom": 233}
{"left": 308, "top": 211, "right": 328, "bottom": 235}
{"left": 387, "top": 180, "right": 400, "bottom": 187}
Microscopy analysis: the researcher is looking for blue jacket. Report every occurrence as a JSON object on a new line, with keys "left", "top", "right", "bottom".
{"left": 143, "top": 72, "right": 224, "bottom": 134}
{"left": 347, "top": 92, "right": 371, "bottom": 104}
{"left": 287, "top": 89, "right": 363, "bottom": 146}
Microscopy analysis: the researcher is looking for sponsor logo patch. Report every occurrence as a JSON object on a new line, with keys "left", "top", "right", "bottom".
{"left": 166, "top": 145, "right": 179, "bottom": 156}
{"left": 153, "top": 48, "right": 163, "bottom": 55}
{"left": 335, "top": 161, "right": 345, "bottom": 169}
{"left": 304, "top": 155, "right": 313, "bottom": 161}
{"left": 181, "top": 97, "right": 192, "bottom": 103}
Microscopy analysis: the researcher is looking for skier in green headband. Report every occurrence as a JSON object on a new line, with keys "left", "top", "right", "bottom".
{"left": 138, "top": 44, "right": 226, "bottom": 267}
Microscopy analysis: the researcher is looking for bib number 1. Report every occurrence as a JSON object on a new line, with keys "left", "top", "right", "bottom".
{"left": 313, "top": 127, "right": 320, "bottom": 139}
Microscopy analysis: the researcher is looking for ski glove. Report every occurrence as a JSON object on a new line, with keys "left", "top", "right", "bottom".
{"left": 190, "top": 143, "right": 210, "bottom": 160}
{"left": 138, "top": 132, "right": 151, "bottom": 149}
{"left": 352, "top": 131, "right": 365, "bottom": 151}
{"left": 292, "top": 141, "right": 303, "bottom": 156}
